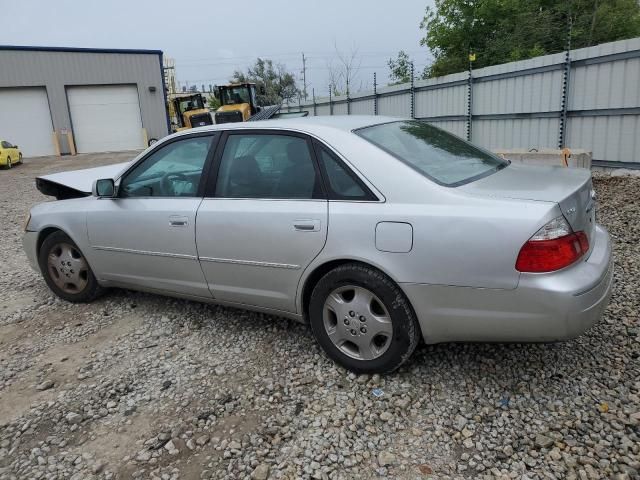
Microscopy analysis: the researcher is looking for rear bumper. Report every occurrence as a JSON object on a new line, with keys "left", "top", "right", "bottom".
{"left": 23, "top": 231, "right": 40, "bottom": 273}
{"left": 402, "top": 224, "right": 613, "bottom": 344}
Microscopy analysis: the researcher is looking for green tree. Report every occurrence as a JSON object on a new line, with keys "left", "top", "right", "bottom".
{"left": 231, "top": 58, "right": 299, "bottom": 105}
{"left": 207, "top": 92, "right": 221, "bottom": 110}
{"left": 420, "top": 0, "right": 640, "bottom": 78}
{"left": 387, "top": 50, "right": 414, "bottom": 84}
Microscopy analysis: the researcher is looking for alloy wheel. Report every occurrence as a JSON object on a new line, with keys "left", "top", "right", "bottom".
{"left": 47, "top": 242, "right": 89, "bottom": 294}
{"left": 322, "top": 285, "right": 393, "bottom": 361}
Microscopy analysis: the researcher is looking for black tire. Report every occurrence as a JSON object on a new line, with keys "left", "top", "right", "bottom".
{"left": 309, "top": 263, "right": 420, "bottom": 374}
{"left": 6, "top": 157, "right": 11, "bottom": 169}
{"left": 18, "top": 153, "right": 23, "bottom": 164}
{"left": 38, "top": 230, "right": 105, "bottom": 303}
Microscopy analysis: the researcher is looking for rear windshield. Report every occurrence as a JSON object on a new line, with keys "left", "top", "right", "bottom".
{"left": 355, "top": 120, "right": 507, "bottom": 186}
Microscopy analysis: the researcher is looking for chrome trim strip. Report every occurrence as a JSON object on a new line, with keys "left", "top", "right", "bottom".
{"left": 198, "top": 256, "right": 300, "bottom": 270}
{"left": 92, "top": 245, "right": 197, "bottom": 260}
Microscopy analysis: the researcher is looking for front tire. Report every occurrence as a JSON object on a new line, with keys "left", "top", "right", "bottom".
{"left": 5, "top": 157, "right": 11, "bottom": 169}
{"left": 38, "top": 231, "right": 104, "bottom": 302}
{"left": 309, "top": 263, "right": 420, "bottom": 374}
{"left": 18, "top": 153, "right": 23, "bottom": 164}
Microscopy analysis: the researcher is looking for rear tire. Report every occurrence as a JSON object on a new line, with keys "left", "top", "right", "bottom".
{"left": 309, "top": 263, "right": 420, "bottom": 374}
{"left": 38, "top": 231, "right": 104, "bottom": 302}
{"left": 18, "top": 153, "right": 22, "bottom": 164}
{"left": 6, "top": 157, "right": 11, "bottom": 169}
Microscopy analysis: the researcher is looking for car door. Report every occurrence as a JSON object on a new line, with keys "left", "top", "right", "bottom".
{"left": 196, "top": 130, "right": 328, "bottom": 313}
{"left": 86, "top": 133, "right": 217, "bottom": 297}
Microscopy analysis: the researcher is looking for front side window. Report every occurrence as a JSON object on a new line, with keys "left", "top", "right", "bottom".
{"left": 215, "top": 134, "right": 321, "bottom": 199}
{"left": 1, "top": 141, "right": 10, "bottom": 148}
{"left": 356, "top": 120, "right": 507, "bottom": 187}
{"left": 120, "top": 136, "right": 213, "bottom": 198}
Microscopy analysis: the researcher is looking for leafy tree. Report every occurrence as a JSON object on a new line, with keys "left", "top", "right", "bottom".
{"left": 231, "top": 58, "right": 299, "bottom": 105}
{"left": 206, "top": 92, "right": 221, "bottom": 110}
{"left": 387, "top": 50, "right": 414, "bottom": 85}
{"left": 420, "top": 0, "right": 640, "bottom": 77}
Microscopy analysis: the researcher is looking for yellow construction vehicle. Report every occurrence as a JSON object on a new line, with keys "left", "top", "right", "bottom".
{"left": 169, "top": 93, "right": 213, "bottom": 132}
{"left": 214, "top": 83, "right": 262, "bottom": 123}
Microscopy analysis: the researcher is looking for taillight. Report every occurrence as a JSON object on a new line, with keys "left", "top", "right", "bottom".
{"left": 516, "top": 216, "right": 589, "bottom": 273}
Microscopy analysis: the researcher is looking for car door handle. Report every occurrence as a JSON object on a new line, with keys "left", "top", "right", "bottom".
{"left": 169, "top": 216, "right": 189, "bottom": 227}
{"left": 293, "top": 219, "right": 320, "bottom": 232}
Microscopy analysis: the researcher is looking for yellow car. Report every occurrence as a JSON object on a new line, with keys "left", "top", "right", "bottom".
{"left": 1, "top": 140, "right": 22, "bottom": 169}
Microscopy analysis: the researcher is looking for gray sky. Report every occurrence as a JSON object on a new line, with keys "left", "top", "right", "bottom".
{"left": 3, "top": 0, "right": 434, "bottom": 98}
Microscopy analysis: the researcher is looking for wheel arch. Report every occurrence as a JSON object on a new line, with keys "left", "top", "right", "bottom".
{"left": 36, "top": 226, "right": 83, "bottom": 259}
{"left": 299, "top": 258, "right": 411, "bottom": 323}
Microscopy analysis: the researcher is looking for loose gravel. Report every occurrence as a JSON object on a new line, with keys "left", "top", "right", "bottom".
{"left": 0, "top": 154, "right": 638, "bottom": 480}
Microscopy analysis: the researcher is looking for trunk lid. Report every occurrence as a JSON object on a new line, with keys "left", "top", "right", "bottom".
{"left": 460, "top": 163, "right": 596, "bottom": 239}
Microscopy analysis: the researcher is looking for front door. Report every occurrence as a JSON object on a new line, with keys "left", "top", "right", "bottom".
{"left": 86, "top": 134, "right": 216, "bottom": 297}
{"left": 196, "top": 131, "right": 328, "bottom": 313}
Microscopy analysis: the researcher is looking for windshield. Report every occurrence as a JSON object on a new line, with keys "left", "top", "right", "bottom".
{"left": 355, "top": 120, "right": 508, "bottom": 186}
{"left": 220, "top": 86, "right": 251, "bottom": 105}
{"left": 178, "top": 96, "right": 204, "bottom": 113}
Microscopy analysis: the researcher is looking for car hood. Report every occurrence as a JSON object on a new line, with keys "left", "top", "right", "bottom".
{"left": 36, "top": 161, "right": 132, "bottom": 199}
{"left": 459, "top": 163, "right": 591, "bottom": 203}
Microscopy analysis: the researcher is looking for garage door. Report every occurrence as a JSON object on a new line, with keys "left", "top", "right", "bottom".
{"left": 67, "top": 85, "right": 144, "bottom": 153}
{"left": 0, "top": 87, "right": 55, "bottom": 157}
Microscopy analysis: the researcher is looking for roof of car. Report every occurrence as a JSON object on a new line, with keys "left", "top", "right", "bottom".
{"left": 191, "top": 115, "right": 403, "bottom": 136}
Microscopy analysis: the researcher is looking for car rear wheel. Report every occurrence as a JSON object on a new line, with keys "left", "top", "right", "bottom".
{"left": 38, "top": 231, "right": 104, "bottom": 302}
{"left": 18, "top": 153, "right": 22, "bottom": 164}
{"left": 6, "top": 157, "right": 11, "bottom": 169}
{"left": 309, "top": 263, "right": 420, "bottom": 373}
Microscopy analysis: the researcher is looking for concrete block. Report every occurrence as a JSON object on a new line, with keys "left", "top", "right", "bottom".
{"left": 493, "top": 149, "right": 592, "bottom": 169}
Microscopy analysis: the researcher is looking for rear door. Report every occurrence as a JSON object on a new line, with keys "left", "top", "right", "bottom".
{"left": 196, "top": 130, "right": 328, "bottom": 313}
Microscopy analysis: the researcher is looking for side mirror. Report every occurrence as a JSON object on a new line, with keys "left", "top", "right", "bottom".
{"left": 93, "top": 178, "right": 115, "bottom": 197}
{"left": 14, "top": 145, "right": 18, "bottom": 149}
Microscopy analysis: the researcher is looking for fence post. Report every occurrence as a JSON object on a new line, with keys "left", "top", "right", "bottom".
{"left": 346, "top": 77, "right": 351, "bottom": 115}
{"left": 298, "top": 94, "right": 302, "bottom": 113}
{"left": 373, "top": 72, "right": 378, "bottom": 115}
{"left": 312, "top": 88, "right": 316, "bottom": 116}
{"left": 467, "top": 56, "right": 474, "bottom": 141}
{"left": 329, "top": 85, "right": 333, "bottom": 115}
{"left": 558, "top": 16, "right": 572, "bottom": 148}
{"left": 410, "top": 62, "right": 415, "bottom": 119}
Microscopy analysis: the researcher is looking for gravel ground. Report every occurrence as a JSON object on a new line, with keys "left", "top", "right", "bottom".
{"left": 0, "top": 153, "right": 638, "bottom": 480}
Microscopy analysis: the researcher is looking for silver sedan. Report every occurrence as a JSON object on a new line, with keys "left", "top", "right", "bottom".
{"left": 23, "top": 116, "right": 613, "bottom": 373}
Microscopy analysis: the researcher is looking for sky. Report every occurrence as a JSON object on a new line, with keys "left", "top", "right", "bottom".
{"left": 2, "top": 0, "right": 434, "bottom": 99}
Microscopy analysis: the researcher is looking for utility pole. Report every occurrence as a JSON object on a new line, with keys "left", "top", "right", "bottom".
{"left": 301, "top": 53, "right": 308, "bottom": 100}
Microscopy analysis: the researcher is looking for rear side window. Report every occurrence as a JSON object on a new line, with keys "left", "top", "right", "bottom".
{"left": 215, "top": 133, "right": 323, "bottom": 199}
{"left": 355, "top": 120, "right": 507, "bottom": 187}
{"left": 314, "top": 143, "right": 376, "bottom": 201}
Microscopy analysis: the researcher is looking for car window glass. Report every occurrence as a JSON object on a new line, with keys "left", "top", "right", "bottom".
{"left": 356, "top": 121, "right": 507, "bottom": 186}
{"left": 1, "top": 141, "right": 10, "bottom": 148}
{"left": 316, "top": 145, "right": 371, "bottom": 200}
{"left": 120, "top": 136, "right": 212, "bottom": 198}
{"left": 215, "top": 134, "right": 321, "bottom": 199}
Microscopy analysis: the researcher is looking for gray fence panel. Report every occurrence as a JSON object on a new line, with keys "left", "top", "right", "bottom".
{"left": 333, "top": 102, "right": 348, "bottom": 115}
{"left": 415, "top": 85, "right": 467, "bottom": 118}
{"left": 315, "top": 103, "right": 330, "bottom": 116}
{"left": 567, "top": 115, "right": 640, "bottom": 162}
{"left": 350, "top": 98, "right": 375, "bottom": 115}
{"left": 473, "top": 118, "right": 560, "bottom": 150}
{"left": 378, "top": 92, "right": 411, "bottom": 117}
{"left": 473, "top": 70, "right": 563, "bottom": 115}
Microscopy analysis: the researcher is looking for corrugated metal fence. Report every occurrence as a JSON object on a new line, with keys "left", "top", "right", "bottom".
{"left": 283, "top": 38, "right": 640, "bottom": 167}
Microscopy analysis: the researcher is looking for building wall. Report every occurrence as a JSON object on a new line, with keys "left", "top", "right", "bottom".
{"left": 282, "top": 37, "right": 640, "bottom": 166}
{"left": 0, "top": 47, "right": 168, "bottom": 154}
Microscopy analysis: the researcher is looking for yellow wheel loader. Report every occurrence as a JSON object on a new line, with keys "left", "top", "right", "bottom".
{"left": 169, "top": 93, "right": 214, "bottom": 132}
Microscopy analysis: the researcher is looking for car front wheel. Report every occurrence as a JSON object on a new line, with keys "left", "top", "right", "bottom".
{"left": 38, "top": 231, "right": 104, "bottom": 302}
{"left": 309, "top": 263, "right": 420, "bottom": 374}
{"left": 5, "top": 157, "right": 11, "bottom": 169}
